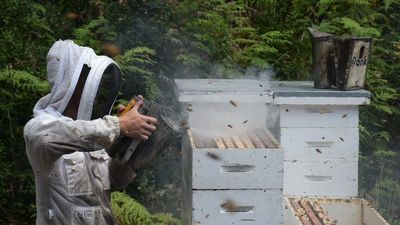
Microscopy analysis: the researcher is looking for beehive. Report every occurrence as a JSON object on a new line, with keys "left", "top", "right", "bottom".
{"left": 175, "top": 79, "right": 389, "bottom": 225}
{"left": 182, "top": 129, "right": 283, "bottom": 225}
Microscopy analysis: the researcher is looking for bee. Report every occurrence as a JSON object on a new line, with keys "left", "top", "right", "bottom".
{"left": 179, "top": 121, "right": 190, "bottom": 129}
{"left": 207, "top": 152, "right": 221, "bottom": 161}
{"left": 316, "top": 148, "right": 322, "bottom": 154}
{"left": 65, "top": 12, "right": 80, "bottom": 20}
{"left": 227, "top": 124, "right": 233, "bottom": 128}
{"left": 230, "top": 100, "right": 238, "bottom": 107}
{"left": 221, "top": 199, "right": 237, "bottom": 212}
{"left": 243, "top": 120, "right": 248, "bottom": 124}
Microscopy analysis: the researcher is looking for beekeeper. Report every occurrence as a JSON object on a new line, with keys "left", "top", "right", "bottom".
{"left": 24, "top": 40, "right": 157, "bottom": 225}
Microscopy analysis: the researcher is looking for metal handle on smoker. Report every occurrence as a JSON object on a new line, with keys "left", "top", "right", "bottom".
{"left": 120, "top": 139, "right": 141, "bottom": 164}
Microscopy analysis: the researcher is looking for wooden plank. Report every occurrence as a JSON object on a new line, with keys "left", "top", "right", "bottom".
{"left": 194, "top": 136, "right": 207, "bottom": 149}
{"left": 263, "top": 128, "right": 281, "bottom": 148}
{"left": 203, "top": 137, "right": 217, "bottom": 149}
{"left": 222, "top": 137, "right": 235, "bottom": 149}
{"left": 312, "top": 201, "right": 335, "bottom": 225}
{"left": 214, "top": 137, "right": 226, "bottom": 149}
{"left": 254, "top": 129, "right": 274, "bottom": 148}
{"left": 187, "top": 129, "right": 197, "bottom": 149}
{"left": 363, "top": 201, "right": 390, "bottom": 225}
{"left": 300, "top": 200, "right": 323, "bottom": 225}
{"left": 239, "top": 134, "right": 255, "bottom": 149}
{"left": 290, "top": 199, "right": 313, "bottom": 225}
{"left": 247, "top": 131, "right": 265, "bottom": 148}
{"left": 231, "top": 136, "right": 245, "bottom": 149}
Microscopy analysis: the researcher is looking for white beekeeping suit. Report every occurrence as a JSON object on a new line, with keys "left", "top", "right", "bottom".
{"left": 24, "top": 40, "right": 135, "bottom": 225}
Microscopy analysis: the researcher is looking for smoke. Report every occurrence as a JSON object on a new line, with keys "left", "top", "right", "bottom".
{"left": 178, "top": 66, "right": 280, "bottom": 141}
{"left": 188, "top": 102, "right": 269, "bottom": 139}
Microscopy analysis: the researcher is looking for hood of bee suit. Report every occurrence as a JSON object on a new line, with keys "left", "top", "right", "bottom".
{"left": 33, "top": 40, "right": 122, "bottom": 120}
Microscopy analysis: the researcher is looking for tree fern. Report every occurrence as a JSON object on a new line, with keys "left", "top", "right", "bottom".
{"left": 318, "top": 17, "right": 381, "bottom": 37}
{"left": 0, "top": 69, "right": 49, "bottom": 110}
{"left": 73, "top": 16, "right": 117, "bottom": 54}
{"left": 116, "top": 47, "right": 159, "bottom": 100}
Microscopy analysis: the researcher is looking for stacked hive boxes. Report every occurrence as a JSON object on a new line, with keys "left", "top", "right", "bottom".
{"left": 280, "top": 105, "right": 359, "bottom": 197}
{"left": 176, "top": 79, "right": 376, "bottom": 225}
{"left": 273, "top": 81, "right": 370, "bottom": 197}
{"left": 176, "top": 79, "right": 283, "bottom": 225}
{"left": 183, "top": 130, "right": 283, "bottom": 225}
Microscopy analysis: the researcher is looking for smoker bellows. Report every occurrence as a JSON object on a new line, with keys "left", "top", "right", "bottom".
{"left": 175, "top": 79, "right": 388, "bottom": 225}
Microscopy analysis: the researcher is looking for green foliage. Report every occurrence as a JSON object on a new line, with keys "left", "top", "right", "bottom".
{"left": 0, "top": 70, "right": 49, "bottom": 108}
{"left": 111, "top": 192, "right": 181, "bottom": 225}
{"left": 0, "top": 0, "right": 53, "bottom": 73}
{"left": 174, "top": 0, "right": 272, "bottom": 76}
{"left": 116, "top": 47, "right": 159, "bottom": 100}
{"left": 356, "top": 2, "right": 400, "bottom": 222}
{"left": 1, "top": 0, "right": 400, "bottom": 223}
{"left": 0, "top": 69, "right": 49, "bottom": 225}
{"left": 318, "top": 17, "right": 381, "bottom": 37}
{"left": 73, "top": 16, "right": 117, "bottom": 53}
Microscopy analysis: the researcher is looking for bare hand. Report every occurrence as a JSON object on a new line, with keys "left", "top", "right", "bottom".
{"left": 118, "top": 99, "right": 157, "bottom": 141}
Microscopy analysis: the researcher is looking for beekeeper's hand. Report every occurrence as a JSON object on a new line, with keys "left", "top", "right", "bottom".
{"left": 118, "top": 99, "right": 157, "bottom": 141}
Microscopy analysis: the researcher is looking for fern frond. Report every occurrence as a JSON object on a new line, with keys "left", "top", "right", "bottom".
{"left": 111, "top": 192, "right": 181, "bottom": 225}
{"left": 0, "top": 69, "right": 48, "bottom": 109}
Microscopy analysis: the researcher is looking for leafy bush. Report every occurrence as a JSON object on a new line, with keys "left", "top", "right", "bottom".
{"left": 111, "top": 192, "right": 182, "bottom": 225}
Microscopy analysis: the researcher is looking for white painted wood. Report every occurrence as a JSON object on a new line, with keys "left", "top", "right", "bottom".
{"left": 179, "top": 94, "right": 273, "bottom": 103}
{"left": 175, "top": 79, "right": 273, "bottom": 103}
{"left": 187, "top": 102, "right": 269, "bottom": 138}
{"left": 280, "top": 105, "right": 359, "bottom": 128}
{"left": 362, "top": 200, "right": 389, "bottom": 225}
{"left": 284, "top": 198, "right": 389, "bottom": 225}
{"left": 273, "top": 96, "right": 370, "bottom": 105}
{"left": 192, "top": 189, "right": 283, "bottom": 225}
{"left": 283, "top": 160, "right": 358, "bottom": 197}
{"left": 192, "top": 149, "right": 283, "bottom": 189}
{"left": 281, "top": 127, "right": 359, "bottom": 161}
{"left": 322, "top": 200, "right": 363, "bottom": 225}
{"left": 322, "top": 201, "right": 389, "bottom": 225}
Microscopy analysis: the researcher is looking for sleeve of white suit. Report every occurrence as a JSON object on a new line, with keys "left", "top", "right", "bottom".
{"left": 43, "top": 115, "right": 120, "bottom": 154}
{"left": 24, "top": 114, "right": 136, "bottom": 189}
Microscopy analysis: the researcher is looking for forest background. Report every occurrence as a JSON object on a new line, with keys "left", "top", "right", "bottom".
{"left": 0, "top": 0, "right": 399, "bottom": 224}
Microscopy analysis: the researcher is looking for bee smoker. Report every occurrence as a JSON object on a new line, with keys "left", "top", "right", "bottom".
{"left": 108, "top": 99, "right": 180, "bottom": 170}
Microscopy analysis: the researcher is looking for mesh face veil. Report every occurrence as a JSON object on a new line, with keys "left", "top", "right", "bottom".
{"left": 91, "top": 63, "right": 122, "bottom": 120}
{"left": 33, "top": 40, "right": 122, "bottom": 120}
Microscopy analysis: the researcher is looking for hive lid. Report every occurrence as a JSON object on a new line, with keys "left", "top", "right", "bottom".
{"left": 175, "top": 79, "right": 371, "bottom": 105}
{"left": 174, "top": 79, "right": 273, "bottom": 103}
{"left": 272, "top": 81, "right": 371, "bottom": 105}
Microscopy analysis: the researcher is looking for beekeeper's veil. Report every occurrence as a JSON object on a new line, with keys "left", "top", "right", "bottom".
{"left": 33, "top": 40, "right": 122, "bottom": 120}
